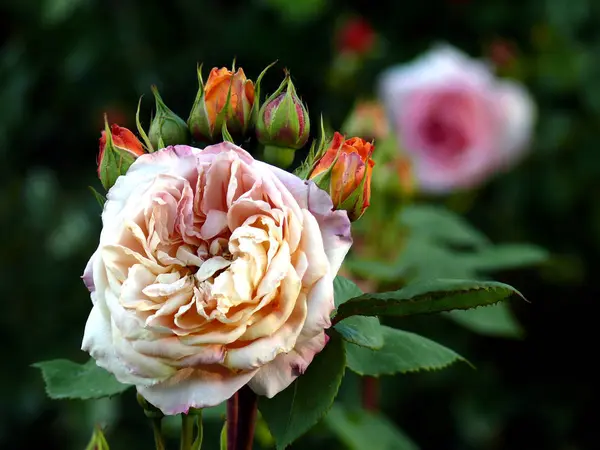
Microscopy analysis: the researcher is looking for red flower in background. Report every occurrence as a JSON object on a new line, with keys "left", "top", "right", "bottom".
{"left": 489, "top": 38, "right": 517, "bottom": 69}
{"left": 337, "top": 17, "right": 375, "bottom": 55}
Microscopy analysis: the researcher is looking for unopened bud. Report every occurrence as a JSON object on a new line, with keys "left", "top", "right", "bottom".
{"left": 97, "top": 118, "right": 145, "bottom": 190}
{"left": 149, "top": 86, "right": 190, "bottom": 149}
{"left": 256, "top": 73, "right": 310, "bottom": 149}
{"left": 188, "top": 65, "right": 255, "bottom": 142}
{"left": 310, "top": 132, "right": 375, "bottom": 221}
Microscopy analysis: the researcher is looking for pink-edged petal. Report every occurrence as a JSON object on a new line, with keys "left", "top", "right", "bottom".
{"left": 248, "top": 332, "right": 328, "bottom": 398}
{"left": 305, "top": 183, "right": 352, "bottom": 276}
{"left": 82, "top": 250, "right": 97, "bottom": 292}
{"left": 137, "top": 366, "right": 258, "bottom": 415}
{"left": 200, "top": 141, "right": 255, "bottom": 164}
{"left": 300, "top": 272, "right": 335, "bottom": 340}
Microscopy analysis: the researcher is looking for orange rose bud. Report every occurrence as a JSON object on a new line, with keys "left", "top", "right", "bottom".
{"left": 342, "top": 100, "right": 389, "bottom": 141}
{"left": 310, "top": 132, "right": 375, "bottom": 221}
{"left": 188, "top": 65, "right": 255, "bottom": 142}
{"left": 98, "top": 119, "right": 145, "bottom": 190}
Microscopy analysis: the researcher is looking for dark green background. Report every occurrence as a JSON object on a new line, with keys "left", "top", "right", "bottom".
{"left": 1, "top": 0, "right": 597, "bottom": 449}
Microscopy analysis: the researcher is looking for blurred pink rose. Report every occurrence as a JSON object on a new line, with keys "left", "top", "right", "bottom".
{"left": 378, "top": 44, "right": 535, "bottom": 192}
{"left": 81, "top": 143, "right": 352, "bottom": 414}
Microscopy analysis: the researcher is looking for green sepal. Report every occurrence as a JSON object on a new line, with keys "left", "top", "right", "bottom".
{"left": 295, "top": 115, "right": 328, "bottom": 179}
{"left": 222, "top": 121, "right": 235, "bottom": 143}
{"left": 148, "top": 85, "right": 190, "bottom": 149}
{"left": 136, "top": 96, "right": 154, "bottom": 152}
{"left": 187, "top": 64, "right": 213, "bottom": 142}
{"left": 88, "top": 186, "right": 106, "bottom": 208}
{"left": 251, "top": 60, "right": 278, "bottom": 126}
{"left": 99, "top": 116, "right": 136, "bottom": 191}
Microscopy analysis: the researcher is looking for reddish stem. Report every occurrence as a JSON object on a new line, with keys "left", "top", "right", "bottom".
{"left": 227, "top": 391, "right": 239, "bottom": 450}
{"left": 237, "top": 386, "right": 258, "bottom": 450}
{"left": 362, "top": 376, "right": 380, "bottom": 412}
{"left": 227, "top": 387, "right": 258, "bottom": 450}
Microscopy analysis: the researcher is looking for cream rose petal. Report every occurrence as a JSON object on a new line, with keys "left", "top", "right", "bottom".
{"left": 138, "top": 366, "right": 259, "bottom": 415}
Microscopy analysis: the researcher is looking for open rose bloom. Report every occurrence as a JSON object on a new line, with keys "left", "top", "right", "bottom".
{"left": 82, "top": 143, "right": 352, "bottom": 414}
{"left": 378, "top": 44, "right": 535, "bottom": 192}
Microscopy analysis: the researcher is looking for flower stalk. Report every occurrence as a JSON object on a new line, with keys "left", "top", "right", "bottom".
{"left": 227, "top": 387, "right": 258, "bottom": 450}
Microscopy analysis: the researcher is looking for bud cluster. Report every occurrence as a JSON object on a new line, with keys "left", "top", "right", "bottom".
{"left": 95, "top": 61, "right": 376, "bottom": 221}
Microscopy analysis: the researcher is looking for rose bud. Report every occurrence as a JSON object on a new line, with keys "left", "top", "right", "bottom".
{"left": 98, "top": 119, "right": 144, "bottom": 190}
{"left": 310, "top": 132, "right": 375, "bottom": 221}
{"left": 256, "top": 73, "right": 310, "bottom": 150}
{"left": 148, "top": 85, "right": 190, "bottom": 150}
{"left": 342, "top": 100, "right": 390, "bottom": 141}
{"left": 187, "top": 65, "right": 255, "bottom": 142}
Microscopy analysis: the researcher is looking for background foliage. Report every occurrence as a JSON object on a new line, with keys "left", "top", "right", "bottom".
{"left": 1, "top": 0, "right": 598, "bottom": 448}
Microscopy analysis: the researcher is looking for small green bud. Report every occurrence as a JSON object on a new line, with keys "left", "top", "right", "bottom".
{"left": 148, "top": 85, "right": 190, "bottom": 149}
{"left": 84, "top": 426, "right": 110, "bottom": 450}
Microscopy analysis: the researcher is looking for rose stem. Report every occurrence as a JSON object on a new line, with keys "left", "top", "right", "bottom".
{"left": 227, "top": 391, "right": 239, "bottom": 450}
{"left": 180, "top": 413, "right": 195, "bottom": 450}
{"left": 151, "top": 417, "right": 166, "bottom": 450}
{"left": 236, "top": 386, "right": 259, "bottom": 450}
{"left": 362, "top": 376, "right": 380, "bottom": 412}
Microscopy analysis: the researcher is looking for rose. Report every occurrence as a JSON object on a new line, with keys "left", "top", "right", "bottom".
{"left": 81, "top": 142, "right": 352, "bottom": 414}
{"left": 378, "top": 44, "right": 535, "bottom": 192}
{"left": 310, "top": 132, "right": 375, "bottom": 221}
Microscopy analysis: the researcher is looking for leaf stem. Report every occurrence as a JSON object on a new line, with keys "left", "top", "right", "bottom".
{"left": 191, "top": 410, "right": 204, "bottom": 450}
{"left": 180, "top": 413, "right": 195, "bottom": 450}
{"left": 152, "top": 418, "right": 166, "bottom": 450}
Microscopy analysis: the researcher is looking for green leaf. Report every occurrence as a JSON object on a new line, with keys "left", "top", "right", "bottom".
{"left": 461, "top": 244, "right": 549, "bottom": 272}
{"left": 334, "top": 279, "right": 523, "bottom": 322}
{"left": 333, "top": 275, "right": 363, "bottom": 307}
{"left": 446, "top": 303, "right": 524, "bottom": 338}
{"left": 33, "top": 359, "right": 131, "bottom": 400}
{"left": 325, "top": 403, "right": 419, "bottom": 450}
{"left": 332, "top": 276, "right": 384, "bottom": 349}
{"left": 335, "top": 316, "right": 384, "bottom": 350}
{"left": 259, "top": 336, "right": 346, "bottom": 449}
{"left": 398, "top": 205, "right": 489, "bottom": 248}
{"left": 344, "top": 258, "right": 404, "bottom": 283}
{"left": 345, "top": 326, "right": 466, "bottom": 376}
